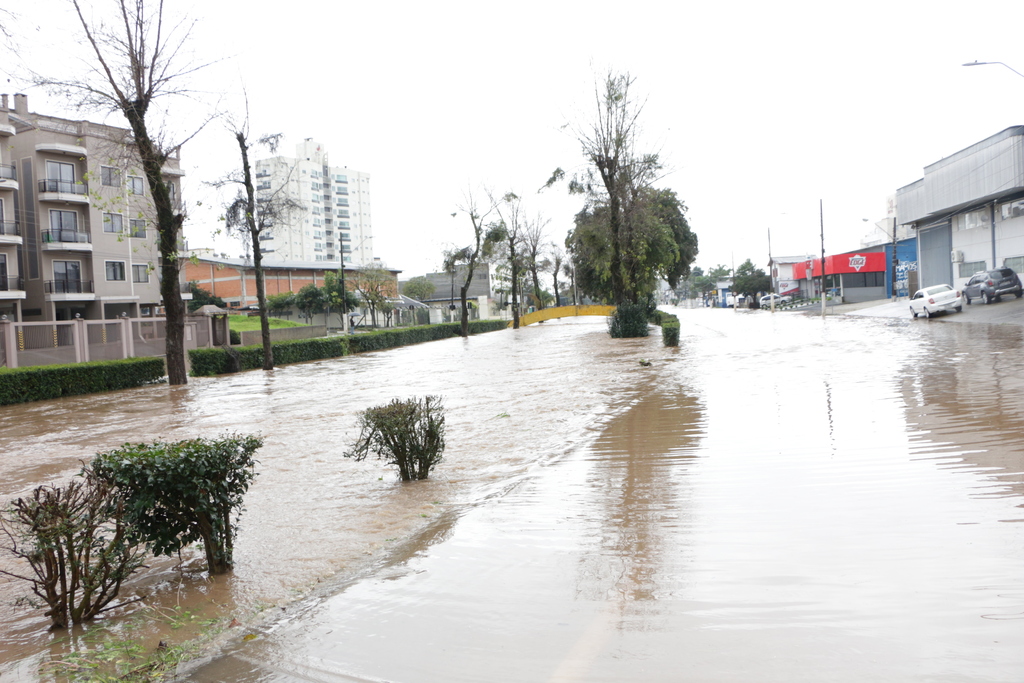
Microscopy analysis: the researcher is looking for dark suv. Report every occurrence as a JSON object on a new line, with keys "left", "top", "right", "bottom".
{"left": 963, "top": 268, "right": 1023, "bottom": 304}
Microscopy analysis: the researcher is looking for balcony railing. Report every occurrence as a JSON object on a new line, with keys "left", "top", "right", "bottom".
{"left": 38, "top": 179, "right": 88, "bottom": 195}
{"left": 0, "top": 164, "right": 15, "bottom": 181}
{"left": 42, "top": 229, "right": 92, "bottom": 244}
{"left": 45, "top": 279, "right": 94, "bottom": 294}
{"left": 0, "top": 221, "right": 19, "bottom": 236}
{"left": 0, "top": 276, "right": 24, "bottom": 291}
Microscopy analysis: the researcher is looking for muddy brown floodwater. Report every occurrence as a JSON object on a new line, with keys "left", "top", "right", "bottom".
{"left": 2, "top": 310, "right": 1024, "bottom": 681}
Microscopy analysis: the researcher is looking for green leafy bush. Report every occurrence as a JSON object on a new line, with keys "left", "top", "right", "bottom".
{"left": 608, "top": 303, "right": 650, "bottom": 338}
{"left": 650, "top": 310, "right": 680, "bottom": 347}
{"left": 0, "top": 357, "right": 166, "bottom": 406}
{"left": 346, "top": 396, "right": 446, "bottom": 481}
{"left": 91, "top": 435, "right": 263, "bottom": 575}
{"left": 0, "top": 470, "right": 145, "bottom": 629}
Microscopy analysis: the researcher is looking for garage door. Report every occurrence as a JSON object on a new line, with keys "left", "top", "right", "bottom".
{"left": 917, "top": 221, "right": 952, "bottom": 289}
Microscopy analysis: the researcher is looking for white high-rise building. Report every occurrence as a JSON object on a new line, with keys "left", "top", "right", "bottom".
{"left": 254, "top": 139, "right": 372, "bottom": 265}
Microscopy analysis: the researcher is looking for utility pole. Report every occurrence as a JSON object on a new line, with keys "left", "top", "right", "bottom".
{"left": 768, "top": 227, "right": 775, "bottom": 313}
{"left": 820, "top": 200, "right": 827, "bottom": 318}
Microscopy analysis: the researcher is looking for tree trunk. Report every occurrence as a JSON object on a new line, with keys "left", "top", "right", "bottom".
{"left": 236, "top": 132, "right": 274, "bottom": 370}
{"left": 531, "top": 265, "right": 543, "bottom": 310}
{"left": 124, "top": 104, "right": 187, "bottom": 385}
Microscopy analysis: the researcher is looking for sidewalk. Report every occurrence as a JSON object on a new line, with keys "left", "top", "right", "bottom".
{"left": 826, "top": 296, "right": 1024, "bottom": 326}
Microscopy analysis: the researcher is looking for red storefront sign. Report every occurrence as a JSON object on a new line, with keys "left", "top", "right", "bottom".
{"left": 793, "top": 252, "right": 886, "bottom": 279}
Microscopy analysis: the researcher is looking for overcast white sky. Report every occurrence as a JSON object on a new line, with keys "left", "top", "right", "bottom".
{"left": 5, "top": 0, "right": 1024, "bottom": 279}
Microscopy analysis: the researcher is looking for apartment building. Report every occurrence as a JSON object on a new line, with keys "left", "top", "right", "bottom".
{"left": 253, "top": 139, "right": 373, "bottom": 266}
{"left": 0, "top": 93, "right": 188, "bottom": 322}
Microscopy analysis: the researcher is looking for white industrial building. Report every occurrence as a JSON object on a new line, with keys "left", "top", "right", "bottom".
{"left": 254, "top": 139, "right": 372, "bottom": 266}
{"left": 897, "top": 126, "right": 1024, "bottom": 289}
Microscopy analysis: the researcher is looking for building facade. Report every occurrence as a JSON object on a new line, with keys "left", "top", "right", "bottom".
{"left": 253, "top": 139, "right": 372, "bottom": 266}
{"left": 184, "top": 252, "right": 400, "bottom": 325}
{"left": 897, "top": 126, "right": 1024, "bottom": 290}
{"left": 0, "top": 93, "right": 187, "bottom": 322}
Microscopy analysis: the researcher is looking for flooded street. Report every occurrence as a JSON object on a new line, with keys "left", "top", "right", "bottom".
{"left": 2, "top": 310, "right": 1024, "bottom": 681}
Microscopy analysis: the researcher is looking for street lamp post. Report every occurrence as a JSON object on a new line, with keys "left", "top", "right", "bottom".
{"left": 963, "top": 61, "right": 1024, "bottom": 79}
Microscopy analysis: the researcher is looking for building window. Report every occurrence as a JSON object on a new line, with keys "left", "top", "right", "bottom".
{"left": 101, "top": 166, "right": 121, "bottom": 187}
{"left": 335, "top": 174, "right": 347, "bottom": 183}
{"left": 128, "top": 176, "right": 145, "bottom": 196}
{"left": 132, "top": 264, "right": 149, "bottom": 283}
{"left": 168, "top": 182, "right": 177, "bottom": 206}
{"left": 954, "top": 209, "right": 989, "bottom": 231}
{"left": 129, "top": 219, "right": 146, "bottom": 237}
{"left": 1000, "top": 199, "right": 1024, "bottom": 220}
{"left": 46, "top": 160, "right": 75, "bottom": 183}
{"left": 103, "top": 213, "right": 123, "bottom": 233}
{"left": 959, "top": 260, "right": 986, "bottom": 278}
{"left": 49, "top": 209, "right": 78, "bottom": 232}
{"left": 105, "top": 261, "right": 126, "bottom": 281}
{"left": 336, "top": 198, "right": 349, "bottom": 206}
{"left": 53, "top": 261, "right": 82, "bottom": 288}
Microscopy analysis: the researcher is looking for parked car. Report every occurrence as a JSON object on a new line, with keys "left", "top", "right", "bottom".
{"left": 909, "top": 284, "right": 962, "bottom": 318}
{"left": 962, "top": 268, "right": 1023, "bottom": 304}
{"left": 759, "top": 294, "right": 793, "bottom": 307}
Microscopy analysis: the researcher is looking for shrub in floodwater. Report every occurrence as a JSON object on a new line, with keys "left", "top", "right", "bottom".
{"left": 91, "top": 434, "right": 263, "bottom": 575}
{"left": 0, "top": 469, "right": 146, "bottom": 629}
{"left": 345, "top": 396, "right": 446, "bottom": 481}
{"left": 608, "top": 302, "right": 650, "bottom": 338}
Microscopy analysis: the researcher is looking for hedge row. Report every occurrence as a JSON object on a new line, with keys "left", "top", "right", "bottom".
{"left": 348, "top": 320, "right": 507, "bottom": 354}
{"left": 650, "top": 310, "right": 680, "bottom": 347}
{"left": 189, "top": 336, "right": 349, "bottom": 376}
{"left": 0, "top": 357, "right": 166, "bottom": 406}
{"left": 189, "top": 320, "right": 509, "bottom": 376}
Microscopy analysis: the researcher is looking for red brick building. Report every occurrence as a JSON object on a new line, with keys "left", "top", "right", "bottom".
{"left": 184, "top": 252, "right": 399, "bottom": 309}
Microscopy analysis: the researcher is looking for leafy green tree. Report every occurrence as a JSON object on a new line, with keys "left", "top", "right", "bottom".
{"left": 402, "top": 276, "right": 436, "bottom": 302}
{"left": 188, "top": 282, "right": 226, "bottom": 312}
{"left": 566, "top": 188, "right": 697, "bottom": 304}
{"left": 91, "top": 435, "right": 263, "bottom": 575}
{"left": 294, "top": 284, "right": 327, "bottom": 324}
{"left": 266, "top": 291, "right": 295, "bottom": 316}
{"left": 730, "top": 259, "right": 771, "bottom": 305}
{"left": 345, "top": 397, "right": 446, "bottom": 481}
{"left": 0, "top": 470, "right": 145, "bottom": 629}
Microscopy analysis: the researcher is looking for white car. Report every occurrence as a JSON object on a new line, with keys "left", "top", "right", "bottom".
{"left": 759, "top": 294, "right": 792, "bottom": 307}
{"left": 909, "top": 284, "right": 963, "bottom": 318}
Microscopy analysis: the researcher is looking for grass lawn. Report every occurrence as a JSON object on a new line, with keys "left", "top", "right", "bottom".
{"left": 227, "top": 315, "right": 307, "bottom": 332}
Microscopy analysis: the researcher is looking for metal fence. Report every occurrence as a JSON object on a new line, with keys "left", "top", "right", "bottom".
{"left": 0, "top": 316, "right": 216, "bottom": 369}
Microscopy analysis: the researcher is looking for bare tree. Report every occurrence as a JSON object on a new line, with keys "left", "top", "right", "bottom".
{"left": 545, "top": 72, "right": 662, "bottom": 306}
{"left": 550, "top": 243, "right": 565, "bottom": 307}
{"left": 352, "top": 265, "right": 398, "bottom": 328}
{"left": 494, "top": 192, "right": 528, "bottom": 328}
{"left": 522, "top": 215, "right": 551, "bottom": 310}
{"left": 213, "top": 116, "right": 302, "bottom": 370}
{"left": 36, "top": 0, "right": 214, "bottom": 384}
{"left": 445, "top": 190, "right": 501, "bottom": 338}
